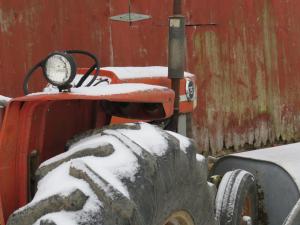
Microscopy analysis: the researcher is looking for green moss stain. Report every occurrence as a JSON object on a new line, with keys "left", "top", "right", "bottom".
{"left": 261, "top": 0, "right": 281, "bottom": 141}
{"left": 191, "top": 0, "right": 300, "bottom": 155}
{"left": 0, "top": 9, "right": 16, "bottom": 33}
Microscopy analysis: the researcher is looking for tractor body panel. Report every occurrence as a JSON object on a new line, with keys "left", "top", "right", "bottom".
{"left": 0, "top": 100, "right": 106, "bottom": 220}
{"left": 77, "top": 67, "right": 197, "bottom": 113}
{"left": 212, "top": 143, "right": 300, "bottom": 225}
{"left": 0, "top": 67, "right": 196, "bottom": 221}
{"left": 0, "top": 88, "right": 173, "bottom": 221}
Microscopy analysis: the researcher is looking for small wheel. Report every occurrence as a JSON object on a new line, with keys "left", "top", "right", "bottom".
{"left": 7, "top": 123, "right": 217, "bottom": 225}
{"left": 283, "top": 199, "right": 300, "bottom": 225}
{"left": 215, "top": 169, "right": 258, "bottom": 225}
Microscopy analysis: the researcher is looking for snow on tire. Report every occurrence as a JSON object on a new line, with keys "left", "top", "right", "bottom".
{"left": 7, "top": 122, "right": 217, "bottom": 225}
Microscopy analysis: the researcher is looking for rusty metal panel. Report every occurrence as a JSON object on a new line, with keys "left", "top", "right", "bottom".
{"left": 1, "top": 0, "right": 300, "bottom": 155}
{"left": 0, "top": 0, "right": 112, "bottom": 95}
{"left": 187, "top": 0, "right": 300, "bottom": 155}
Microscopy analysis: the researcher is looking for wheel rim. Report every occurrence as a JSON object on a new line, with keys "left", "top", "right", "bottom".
{"left": 164, "top": 211, "right": 195, "bottom": 225}
{"left": 241, "top": 194, "right": 253, "bottom": 225}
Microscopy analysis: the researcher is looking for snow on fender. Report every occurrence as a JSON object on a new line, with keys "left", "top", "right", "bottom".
{"left": 7, "top": 123, "right": 217, "bottom": 225}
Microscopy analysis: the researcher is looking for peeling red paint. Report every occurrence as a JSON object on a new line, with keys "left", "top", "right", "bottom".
{"left": 1, "top": 0, "right": 300, "bottom": 154}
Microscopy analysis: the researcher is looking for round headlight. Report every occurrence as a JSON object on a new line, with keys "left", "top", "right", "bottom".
{"left": 43, "top": 52, "right": 76, "bottom": 87}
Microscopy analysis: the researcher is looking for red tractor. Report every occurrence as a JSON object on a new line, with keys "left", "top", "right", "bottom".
{"left": 0, "top": 3, "right": 300, "bottom": 225}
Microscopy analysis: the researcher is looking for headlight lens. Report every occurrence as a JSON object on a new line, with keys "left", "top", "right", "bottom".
{"left": 43, "top": 52, "right": 76, "bottom": 87}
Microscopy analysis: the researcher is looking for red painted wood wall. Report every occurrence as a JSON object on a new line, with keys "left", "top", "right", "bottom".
{"left": 1, "top": 0, "right": 300, "bottom": 155}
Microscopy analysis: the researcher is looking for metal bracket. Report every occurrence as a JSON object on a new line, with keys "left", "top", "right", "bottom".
{"left": 110, "top": 13, "right": 151, "bottom": 22}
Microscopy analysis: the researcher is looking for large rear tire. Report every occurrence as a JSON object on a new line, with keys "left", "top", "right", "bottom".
{"left": 7, "top": 123, "right": 217, "bottom": 225}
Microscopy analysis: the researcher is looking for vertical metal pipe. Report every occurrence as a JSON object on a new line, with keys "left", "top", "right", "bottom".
{"left": 173, "top": 0, "right": 182, "bottom": 14}
{"left": 168, "top": 16, "right": 185, "bottom": 79}
{"left": 168, "top": 6, "right": 186, "bottom": 132}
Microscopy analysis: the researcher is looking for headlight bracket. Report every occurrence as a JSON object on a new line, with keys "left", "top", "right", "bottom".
{"left": 23, "top": 50, "right": 100, "bottom": 95}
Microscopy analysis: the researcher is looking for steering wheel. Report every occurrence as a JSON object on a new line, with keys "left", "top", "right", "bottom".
{"left": 23, "top": 50, "right": 100, "bottom": 95}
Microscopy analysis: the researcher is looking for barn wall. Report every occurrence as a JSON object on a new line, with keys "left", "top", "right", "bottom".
{"left": 1, "top": 0, "right": 300, "bottom": 155}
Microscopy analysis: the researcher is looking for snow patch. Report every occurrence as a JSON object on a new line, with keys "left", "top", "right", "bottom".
{"left": 26, "top": 138, "right": 139, "bottom": 224}
{"left": 0, "top": 95, "right": 11, "bottom": 107}
{"left": 69, "top": 134, "right": 111, "bottom": 154}
{"left": 196, "top": 154, "right": 205, "bottom": 163}
{"left": 70, "top": 83, "right": 167, "bottom": 96}
{"left": 34, "top": 211, "right": 77, "bottom": 225}
{"left": 242, "top": 216, "right": 252, "bottom": 225}
{"left": 70, "top": 160, "right": 114, "bottom": 198}
{"left": 41, "top": 134, "right": 139, "bottom": 195}
{"left": 34, "top": 196, "right": 102, "bottom": 225}
{"left": 102, "top": 66, "right": 193, "bottom": 79}
{"left": 103, "top": 129, "right": 143, "bottom": 156}
{"left": 79, "top": 155, "right": 133, "bottom": 197}
{"left": 166, "top": 130, "right": 191, "bottom": 153}
{"left": 38, "top": 83, "right": 168, "bottom": 96}
{"left": 116, "top": 123, "right": 168, "bottom": 156}
{"left": 234, "top": 142, "right": 300, "bottom": 190}
{"left": 40, "top": 134, "right": 111, "bottom": 166}
{"left": 15, "top": 162, "right": 100, "bottom": 224}
{"left": 33, "top": 162, "right": 99, "bottom": 204}
{"left": 0, "top": 95, "right": 11, "bottom": 102}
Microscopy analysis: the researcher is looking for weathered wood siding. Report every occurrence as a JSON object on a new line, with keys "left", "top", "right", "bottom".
{"left": 0, "top": 0, "right": 299, "bottom": 155}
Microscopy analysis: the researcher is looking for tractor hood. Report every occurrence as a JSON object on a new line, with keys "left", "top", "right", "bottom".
{"left": 15, "top": 66, "right": 197, "bottom": 116}
{"left": 14, "top": 83, "right": 175, "bottom": 119}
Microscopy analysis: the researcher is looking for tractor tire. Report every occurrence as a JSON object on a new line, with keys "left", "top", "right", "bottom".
{"left": 7, "top": 122, "right": 217, "bottom": 225}
{"left": 215, "top": 169, "right": 258, "bottom": 225}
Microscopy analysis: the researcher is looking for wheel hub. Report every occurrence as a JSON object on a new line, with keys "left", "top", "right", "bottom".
{"left": 164, "top": 211, "right": 195, "bottom": 225}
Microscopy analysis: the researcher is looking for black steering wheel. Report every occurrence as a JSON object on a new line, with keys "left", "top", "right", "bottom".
{"left": 23, "top": 50, "right": 100, "bottom": 95}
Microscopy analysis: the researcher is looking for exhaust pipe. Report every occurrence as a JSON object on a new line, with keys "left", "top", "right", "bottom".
{"left": 173, "top": 0, "right": 183, "bottom": 14}
{"left": 168, "top": 15, "right": 185, "bottom": 80}
{"left": 168, "top": 0, "right": 186, "bottom": 132}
